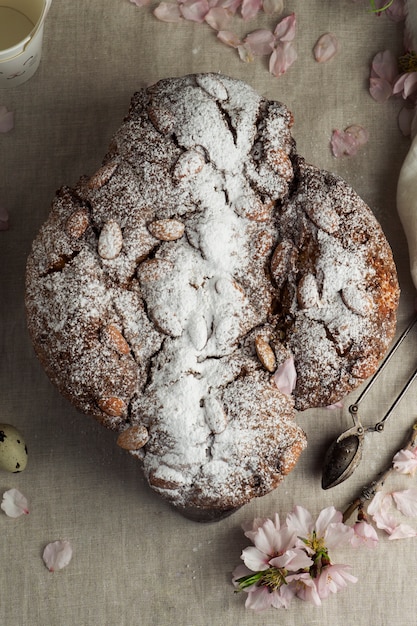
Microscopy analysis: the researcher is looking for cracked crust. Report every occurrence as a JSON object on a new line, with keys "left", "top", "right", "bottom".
{"left": 25, "top": 74, "right": 399, "bottom": 517}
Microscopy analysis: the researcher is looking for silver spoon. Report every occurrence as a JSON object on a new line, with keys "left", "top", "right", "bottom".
{"left": 322, "top": 315, "right": 417, "bottom": 490}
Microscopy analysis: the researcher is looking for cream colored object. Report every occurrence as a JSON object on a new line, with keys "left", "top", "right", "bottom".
{"left": 397, "top": 110, "right": 417, "bottom": 290}
{"left": 0, "top": 0, "right": 52, "bottom": 88}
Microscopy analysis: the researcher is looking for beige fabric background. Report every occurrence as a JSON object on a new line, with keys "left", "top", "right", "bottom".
{"left": 1, "top": 1, "right": 417, "bottom": 624}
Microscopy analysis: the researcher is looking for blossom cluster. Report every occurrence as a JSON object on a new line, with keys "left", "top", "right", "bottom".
{"left": 232, "top": 506, "right": 361, "bottom": 610}
{"left": 233, "top": 436, "right": 417, "bottom": 611}
{"left": 368, "top": 0, "right": 417, "bottom": 135}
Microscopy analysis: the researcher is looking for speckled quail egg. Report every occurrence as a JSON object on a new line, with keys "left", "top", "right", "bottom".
{"left": 0, "top": 424, "right": 28, "bottom": 472}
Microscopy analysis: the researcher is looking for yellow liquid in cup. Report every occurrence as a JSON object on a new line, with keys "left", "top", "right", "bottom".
{"left": 0, "top": 7, "right": 34, "bottom": 51}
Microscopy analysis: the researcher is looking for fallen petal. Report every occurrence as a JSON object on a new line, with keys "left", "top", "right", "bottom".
{"left": 179, "top": 0, "right": 209, "bottom": 22}
{"left": 217, "top": 30, "right": 242, "bottom": 48}
{"left": 43, "top": 540, "right": 73, "bottom": 572}
{"left": 238, "top": 43, "right": 255, "bottom": 63}
{"left": 269, "top": 41, "right": 297, "bottom": 77}
{"left": 313, "top": 33, "right": 339, "bottom": 63}
{"left": 392, "top": 488, "right": 417, "bottom": 517}
{"left": 272, "top": 355, "right": 297, "bottom": 395}
{"left": 204, "top": 7, "right": 232, "bottom": 30}
{"left": 369, "top": 76, "right": 393, "bottom": 103}
{"left": 153, "top": 2, "right": 183, "bottom": 22}
{"left": 330, "top": 129, "right": 359, "bottom": 158}
{"left": 345, "top": 124, "right": 369, "bottom": 146}
{"left": 0, "top": 106, "right": 14, "bottom": 133}
{"left": 240, "top": 0, "right": 262, "bottom": 21}
{"left": 1, "top": 488, "right": 29, "bottom": 518}
{"left": 273, "top": 12, "right": 296, "bottom": 42}
{"left": 244, "top": 29, "right": 275, "bottom": 56}
{"left": 262, "top": 0, "right": 284, "bottom": 16}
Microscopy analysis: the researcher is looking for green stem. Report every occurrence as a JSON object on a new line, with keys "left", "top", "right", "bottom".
{"left": 368, "top": 0, "right": 394, "bottom": 13}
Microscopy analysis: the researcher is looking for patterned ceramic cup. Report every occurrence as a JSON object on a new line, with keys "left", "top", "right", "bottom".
{"left": 0, "top": 0, "right": 52, "bottom": 88}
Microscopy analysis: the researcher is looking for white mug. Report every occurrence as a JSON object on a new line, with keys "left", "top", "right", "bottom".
{"left": 0, "top": 0, "right": 52, "bottom": 88}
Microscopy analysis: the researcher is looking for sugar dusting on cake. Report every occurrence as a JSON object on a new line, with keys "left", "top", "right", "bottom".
{"left": 25, "top": 74, "right": 399, "bottom": 514}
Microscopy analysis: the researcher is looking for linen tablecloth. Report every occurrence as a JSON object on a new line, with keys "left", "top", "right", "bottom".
{"left": 1, "top": 1, "right": 416, "bottom": 624}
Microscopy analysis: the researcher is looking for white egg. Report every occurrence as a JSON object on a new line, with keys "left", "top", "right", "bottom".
{"left": 0, "top": 424, "right": 28, "bottom": 473}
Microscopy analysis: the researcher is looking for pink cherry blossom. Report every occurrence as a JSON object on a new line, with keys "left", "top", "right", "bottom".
{"left": 369, "top": 49, "right": 398, "bottom": 102}
{"left": 315, "top": 564, "right": 358, "bottom": 599}
{"left": 286, "top": 505, "right": 354, "bottom": 553}
{"left": 330, "top": 125, "right": 369, "bottom": 158}
{"left": 153, "top": 2, "right": 183, "bottom": 22}
{"left": 43, "top": 540, "right": 73, "bottom": 572}
{"left": 204, "top": 7, "right": 232, "bottom": 30}
{"left": 393, "top": 72, "right": 417, "bottom": 100}
{"left": 367, "top": 491, "right": 417, "bottom": 539}
{"left": 397, "top": 105, "right": 416, "bottom": 136}
{"left": 1, "top": 488, "right": 29, "bottom": 518}
{"left": 244, "top": 29, "right": 275, "bottom": 56}
{"left": 269, "top": 41, "right": 297, "bottom": 78}
{"left": 240, "top": 0, "right": 262, "bottom": 21}
{"left": 392, "top": 488, "right": 417, "bottom": 518}
{"left": 291, "top": 572, "right": 322, "bottom": 606}
{"left": 313, "top": 33, "right": 339, "bottom": 63}
{"left": 272, "top": 355, "right": 297, "bottom": 395}
{"left": 351, "top": 521, "right": 379, "bottom": 548}
{"left": 179, "top": 0, "right": 209, "bottom": 22}
{"left": 273, "top": 12, "right": 296, "bottom": 42}
{"left": 393, "top": 446, "right": 417, "bottom": 475}
{"left": 217, "top": 29, "right": 241, "bottom": 48}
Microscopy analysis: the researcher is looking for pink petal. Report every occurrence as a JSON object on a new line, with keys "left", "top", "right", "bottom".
{"left": 387, "top": 523, "right": 417, "bottom": 540}
{"left": 244, "top": 29, "right": 275, "bottom": 56}
{"left": 330, "top": 128, "right": 359, "bottom": 158}
{"left": 371, "top": 50, "right": 398, "bottom": 83}
{"left": 313, "top": 33, "right": 339, "bottom": 63}
{"left": 240, "top": 0, "right": 262, "bottom": 21}
{"left": 1, "top": 489, "right": 29, "bottom": 518}
{"left": 0, "top": 106, "right": 14, "bottom": 133}
{"left": 245, "top": 586, "right": 273, "bottom": 611}
{"left": 43, "top": 540, "right": 73, "bottom": 572}
{"left": 216, "top": 0, "right": 241, "bottom": 15}
{"left": 402, "top": 73, "right": 417, "bottom": 99}
{"left": 273, "top": 12, "right": 296, "bottom": 42}
{"left": 269, "top": 41, "right": 297, "bottom": 78}
{"left": 179, "top": 0, "right": 209, "bottom": 22}
{"left": 392, "top": 72, "right": 408, "bottom": 96}
{"left": 262, "top": 0, "right": 284, "bottom": 16}
{"left": 392, "top": 488, "right": 417, "bottom": 517}
{"left": 386, "top": 0, "right": 406, "bottom": 22}
{"left": 369, "top": 76, "right": 393, "bottom": 103}
{"left": 241, "top": 546, "right": 269, "bottom": 571}
{"left": 345, "top": 124, "right": 369, "bottom": 146}
{"left": 286, "top": 505, "right": 313, "bottom": 537}
{"left": 315, "top": 506, "right": 342, "bottom": 537}
{"left": 238, "top": 43, "right": 255, "bottom": 63}
{"left": 153, "top": 2, "right": 183, "bottom": 22}
{"left": 217, "top": 30, "right": 242, "bottom": 48}
{"left": 393, "top": 447, "right": 417, "bottom": 474}
{"left": 272, "top": 355, "right": 297, "bottom": 395}
{"left": 351, "top": 521, "right": 379, "bottom": 548}
{"left": 204, "top": 7, "right": 232, "bottom": 30}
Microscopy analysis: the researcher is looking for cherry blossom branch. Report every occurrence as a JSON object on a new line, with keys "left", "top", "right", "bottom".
{"left": 342, "top": 421, "right": 417, "bottom": 523}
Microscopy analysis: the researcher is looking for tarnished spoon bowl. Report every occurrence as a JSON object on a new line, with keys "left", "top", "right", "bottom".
{"left": 321, "top": 432, "right": 364, "bottom": 490}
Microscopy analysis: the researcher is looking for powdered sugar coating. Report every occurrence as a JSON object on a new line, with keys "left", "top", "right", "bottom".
{"left": 25, "top": 74, "right": 399, "bottom": 517}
